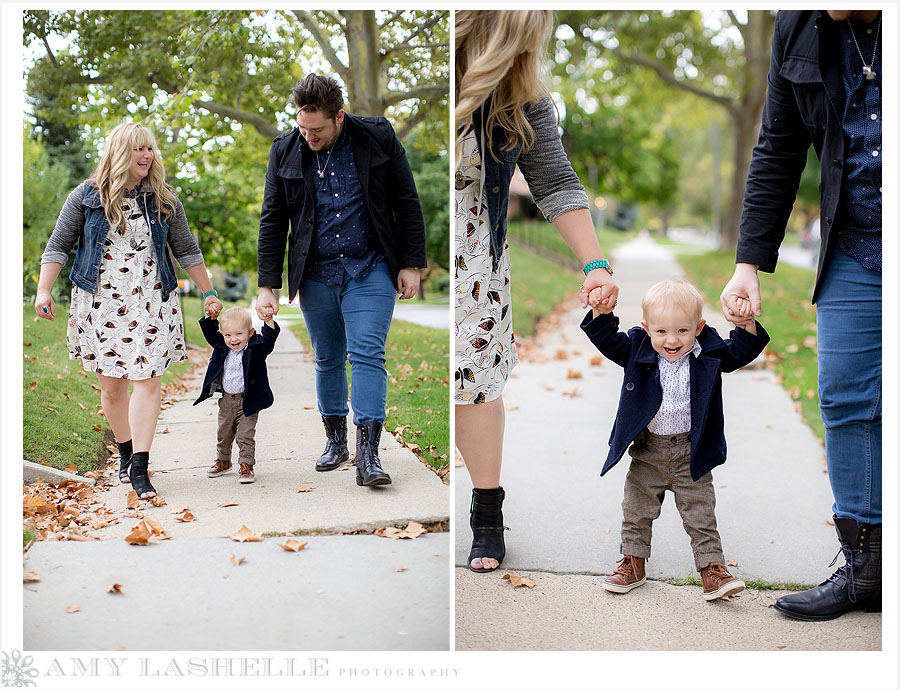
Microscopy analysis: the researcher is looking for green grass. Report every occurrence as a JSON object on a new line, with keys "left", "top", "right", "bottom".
{"left": 288, "top": 318, "right": 449, "bottom": 473}
{"left": 506, "top": 221, "right": 634, "bottom": 269}
{"left": 508, "top": 243, "right": 583, "bottom": 338}
{"left": 668, "top": 573, "right": 809, "bottom": 591}
{"left": 24, "top": 529, "right": 37, "bottom": 547}
{"left": 22, "top": 294, "right": 242, "bottom": 473}
{"left": 676, "top": 250, "right": 824, "bottom": 444}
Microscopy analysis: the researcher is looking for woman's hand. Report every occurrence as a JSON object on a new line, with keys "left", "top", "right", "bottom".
{"left": 581, "top": 269, "right": 618, "bottom": 312}
{"left": 34, "top": 290, "right": 56, "bottom": 320}
{"left": 204, "top": 294, "right": 223, "bottom": 319}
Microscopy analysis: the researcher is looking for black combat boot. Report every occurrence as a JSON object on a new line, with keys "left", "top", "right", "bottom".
{"left": 316, "top": 415, "right": 349, "bottom": 471}
{"left": 355, "top": 421, "right": 391, "bottom": 486}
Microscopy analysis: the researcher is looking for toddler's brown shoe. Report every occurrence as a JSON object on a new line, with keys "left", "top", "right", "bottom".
{"left": 700, "top": 562, "right": 745, "bottom": 601}
{"left": 602, "top": 555, "right": 646, "bottom": 593}
{"left": 239, "top": 463, "right": 255, "bottom": 484}
{"left": 207, "top": 460, "right": 232, "bottom": 477}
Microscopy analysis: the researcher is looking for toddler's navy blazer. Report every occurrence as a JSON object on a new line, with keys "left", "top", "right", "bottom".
{"left": 193, "top": 317, "right": 280, "bottom": 417}
{"left": 581, "top": 311, "right": 770, "bottom": 481}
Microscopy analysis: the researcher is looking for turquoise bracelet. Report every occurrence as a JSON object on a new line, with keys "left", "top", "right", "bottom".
{"left": 583, "top": 259, "right": 613, "bottom": 276}
{"left": 203, "top": 290, "right": 217, "bottom": 298}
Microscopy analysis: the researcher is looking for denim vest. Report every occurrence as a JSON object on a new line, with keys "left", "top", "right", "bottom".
{"left": 73, "top": 183, "right": 179, "bottom": 298}
{"left": 472, "top": 98, "right": 523, "bottom": 270}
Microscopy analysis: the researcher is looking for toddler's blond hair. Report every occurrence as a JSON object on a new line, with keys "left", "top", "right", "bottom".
{"left": 218, "top": 306, "right": 252, "bottom": 331}
{"left": 642, "top": 279, "right": 705, "bottom": 323}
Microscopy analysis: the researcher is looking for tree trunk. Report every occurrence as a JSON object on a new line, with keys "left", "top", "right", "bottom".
{"left": 342, "top": 10, "right": 381, "bottom": 115}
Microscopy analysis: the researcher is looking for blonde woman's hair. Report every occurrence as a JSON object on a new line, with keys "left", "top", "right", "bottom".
{"left": 219, "top": 306, "right": 252, "bottom": 331}
{"left": 455, "top": 10, "right": 554, "bottom": 160}
{"left": 642, "top": 280, "right": 705, "bottom": 323}
{"left": 91, "top": 122, "right": 178, "bottom": 232}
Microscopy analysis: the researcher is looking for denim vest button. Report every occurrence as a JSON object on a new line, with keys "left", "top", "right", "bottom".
{"left": 625, "top": 382, "right": 634, "bottom": 391}
{"left": 492, "top": 186, "right": 500, "bottom": 193}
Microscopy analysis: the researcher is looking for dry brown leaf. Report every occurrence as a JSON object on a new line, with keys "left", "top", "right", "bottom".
{"left": 126, "top": 491, "right": 139, "bottom": 510}
{"left": 170, "top": 505, "right": 189, "bottom": 515}
{"left": 566, "top": 369, "right": 583, "bottom": 379}
{"left": 727, "top": 559, "right": 739, "bottom": 567}
{"left": 589, "top": 356, "right": 604, "bottom": 366}
{"left": 125, "top": 521, "right": 151, "bottom": 546}
{"left": 174, "top": 511, "right": 195, "bottom": 523}
{"left": 149, "top": 495, "right": 167, "bottom": 507}
{"left": 395, "top": 567, "right": 407, "bottom": 572}
{"left": 24, "top": 571, "right": 41, "bottom": 583}
{"left": 375, "top": 521, "right": 426, "bottom": 540}
{"left": 107, "top": 583, "right": 123, "bottom": 595}
{"left": 65, "top": 463, "right": 77, "bottom": 474}
{"left": 29, "top": 381, "right": 37, "bottom": 391}
{"left": 230, "top": 525, "right": 262, "bottom": 542}
{"left": 561, "top": 387, "right": 581, "bottom": 398}
{"left": 302, "top": 405, "right": 314, "bottom": 410}
{"left": 158, "top": 428, "right": 170, "bottom": 434}
{"left": 230, "top": 554, "right": 246, "bottom": 566}
{"left": 218, "top": 501, "right": 240, "bottom": 507}
{"left": 502, "top": 573, "right": 536, "bottom": 589}
{"left": 825, "top": 517, "right": 835, "bottom": 526}
{"left": 280, "top": 539, "right": 308, "bottom": 552}
{"left": 66, "top": 604, "right": 81, "bottom": 613}
{"left": 296, "top": 486, "right": 314, "bottom": 493}
{"left": 554, "top": 349, "right": 569, "bottom": 360}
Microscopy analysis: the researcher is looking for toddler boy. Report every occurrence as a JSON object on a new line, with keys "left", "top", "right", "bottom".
{"left": 581, "top": 279, "right": 769, "bottom": 600}
{"left": 194, "top": 306, "right": 279, "bottom": 483}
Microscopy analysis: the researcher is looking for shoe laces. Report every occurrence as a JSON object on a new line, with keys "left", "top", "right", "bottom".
{"left": 827, "top": 544, "right": 857, "bottom": 603}
{"left": 705, "top": 563, "right": 731, "bottom": 584}
{"left": 612, "top": 556, "right": 636, "bottom": 578}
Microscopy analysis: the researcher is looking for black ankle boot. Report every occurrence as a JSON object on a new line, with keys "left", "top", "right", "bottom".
{"left": 117, "top": 439, "right": 134, "bottom": 483}
{"left": 316, "top": 415, "right": 349, "bottom": 471}
{"left": 467, "top": 486, "right": 506, "bottom": 573}
{"left": 355, "top": 421, "right": 391, "bottom": 486}
{"left": 774, "top": 516, "right": 881, "bottom": 621}
{"left": 128, "top": 451, "right": 157, "bottom": 500}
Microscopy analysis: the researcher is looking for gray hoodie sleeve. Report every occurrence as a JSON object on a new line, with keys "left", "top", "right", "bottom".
{"left": 41, "top": 182, "right": 87, "bottom": 264}
{"left": 516, "top": 96, "right": 589, "bottom": 222}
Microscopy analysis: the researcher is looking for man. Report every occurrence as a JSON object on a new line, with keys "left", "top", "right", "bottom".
{"left": 720, "top": 10, "right": 881, "bottom": 620}
{"left": 257, "top": 73, "right": 427, "bottom": 487}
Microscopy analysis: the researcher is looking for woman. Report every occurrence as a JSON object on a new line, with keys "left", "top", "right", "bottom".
{"left": 35, "top": 122, "right": 223, "bottom": 500}
{"left": 455, "top": 10, "right": 619, "bottom": 572}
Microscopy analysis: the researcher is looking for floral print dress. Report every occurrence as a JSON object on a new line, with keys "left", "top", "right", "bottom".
{"left": 67, "top": 196, "right": 186, "bottom": 379}
{"left": 454, "top": 126, "right": 518, "bottom": 404}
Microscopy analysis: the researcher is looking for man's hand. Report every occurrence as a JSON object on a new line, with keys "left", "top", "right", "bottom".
{"left": 256, "top": 287, "right": 280, "bottom": 320}
{"left": 720, "top": 263, "right": 760, "bottom": 328}
{"left": 396, "top": 268, "right": 420, "bottom": 300}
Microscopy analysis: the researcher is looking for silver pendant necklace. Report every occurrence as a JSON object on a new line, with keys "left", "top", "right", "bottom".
{"left": 315, "top": 148, "right": 333, "bottom": 179}
{"left": 847, "top": 14, "right": 880, "bottom": 81}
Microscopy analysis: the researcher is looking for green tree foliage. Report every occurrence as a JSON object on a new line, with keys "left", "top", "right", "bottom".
{"left": 23, "top": 128, "right": 72, "bottom": 298}
{"left": 555, "top": 10, "right": 776, "bottom": 247}
{"left": 406, "top": 137, "right": 449, "bottom": 272}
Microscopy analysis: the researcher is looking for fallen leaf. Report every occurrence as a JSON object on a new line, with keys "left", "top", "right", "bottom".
{"left": 158, "top": 427, "right": 170, "bottom": 434}
{"left": 230, "top": 554, "right": 246, "bottom": 566}
{"left": 170, "top": 505, "right": 190, "bottom": 515}
{"left": 561, "top": 387, "right": 581, "bottom": 398}
{"left": 149, "top": 495, "right": 167, "bottom": 507}
{"left": 589, "top": 356, "right": 604, "bottom": 366}
{"left": 785, "top": 343, "right": 799, "bottom": 353}
{"left": 230, "top": 525, "right": 262, "bottom": 542}
{"left": 375, "top": 521, "right": 426, "bottom": 540}
{"left": 825, "top": 518, "right": 835, "bottom": 526}
{"left": 44, "top": 406, "right": 59, "bottom": 415}
{"left": 143, "top": 517, "right": 166, "bottom": 536}
{"left": 125, "top": 521, "right": 151, "bottom": 546}
{"left": 126, "top": 491, "right": 139, "bottom": 510}
{"left": 280, "top": 539, "right": 308, "bottom": 552}
{"left": 107, "top": 583, "right": 123, "bottom": 595}
{"left": 555, "top": 349, "right": 569, "bottom": 360}
{"left": 566, "top": 369, "right": 583, "bottom": 379}
{"left": 502, "top": 573, "right": 536, "bottom": 589}
{"left": 24, "top": 571, "right": 41, "bottom": 583}
{"left": 218, "top": 501, "right": 240, "bottom": 507}
{"left": 302, "top": 405, "right": 314, "bottom": 410}
{"left": 66, "top": 604, "right": 81, "bottom": 613}
{"left": 29, "top": 381, "right": 37, "bottom": 391}
{"left": 296, "top": 486, "right": 314, "bottom": 493}
{"left": 174, "top": 511, "right": 195, "bottom": 523}
{"left": 77, "top": 402, "right": 87, "bottom": 410}
{"left": 727, "top": 559, "right": 739, "bottom": 567}
{"left": 395, "top": 567, "right": 407, "bottom": 572}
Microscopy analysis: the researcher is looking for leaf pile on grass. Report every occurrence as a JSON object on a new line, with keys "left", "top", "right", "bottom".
{"left": 23, "top": 477, "right": 117, "bottom": 542}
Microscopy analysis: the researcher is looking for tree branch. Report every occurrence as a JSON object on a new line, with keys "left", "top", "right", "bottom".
{"left": 726, "top": 10, "right": 748, "bottom": 41}
{"left": 40, "top": 34, "right": 59, "bottom": 69}
{"left": 191, "top": 99, "right": 280, "bottom": 139}
{"left": 379, "top": 9, "right": 406, "bottom": 28}
{"left": 382, "top": 83, "right": 448, "bottom": 107}
{"left": 395, "top": 110, "right": 427, "bottom": 142}
{"left": 612, "top": 46, "right": 737, "bottom": 113}
{"left": 291, "top": 10, "right": 349, "bottom": 79}
{"left": 383, "top": 11, "right": 447, "bottom": 56}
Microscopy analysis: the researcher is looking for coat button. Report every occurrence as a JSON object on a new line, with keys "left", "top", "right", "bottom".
{"left": 625, "top": 382, "right": 634, "bottom": 391}
{"left": 492, "top": 186, "right": 500, "bottom": 193}
{"left": 832, "top": 159, "right": 842, "bottom": 168}
{"left": 250, "top": 378, "right": 255, "bottom": 384}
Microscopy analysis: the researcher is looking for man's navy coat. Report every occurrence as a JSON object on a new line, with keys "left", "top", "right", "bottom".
{"left": 193, "top": 317, "right": 280, "bottom": 417}
{"left": 581, "top": 311, "right": 770, "bottom": 481}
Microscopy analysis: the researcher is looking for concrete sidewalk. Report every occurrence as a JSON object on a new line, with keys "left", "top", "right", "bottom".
{"left": 455, "top": 235, "right": 881, "bottom": 651}
{"left": 25, "top": 322, "right": 449, "bottom": 651}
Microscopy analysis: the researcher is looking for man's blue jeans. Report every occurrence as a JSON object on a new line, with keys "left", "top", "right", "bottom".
{"left": 816, "top": 250, "right": 881, "bottom": 524}
{"left": 298, "top": 262, "right": 395, "bottom": 424}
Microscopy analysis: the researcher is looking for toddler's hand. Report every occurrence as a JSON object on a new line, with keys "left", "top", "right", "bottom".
{"left": 732, "top": 297, "right": 755, "bottom": 329}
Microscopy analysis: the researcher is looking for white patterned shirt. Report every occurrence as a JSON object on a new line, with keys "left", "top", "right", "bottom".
{"left": 647, "top": 339, "right": 702, "bottom": 435}
{"left": 222, "top": 347, "right": 246, "bottom": 394}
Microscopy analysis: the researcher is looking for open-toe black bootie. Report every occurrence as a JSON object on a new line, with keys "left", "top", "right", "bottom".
{"left": 128, "top": 451, "right": 157, "bottom": 500}
{"left": 467, "top": 486, "right": 506, "bottom": 573}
